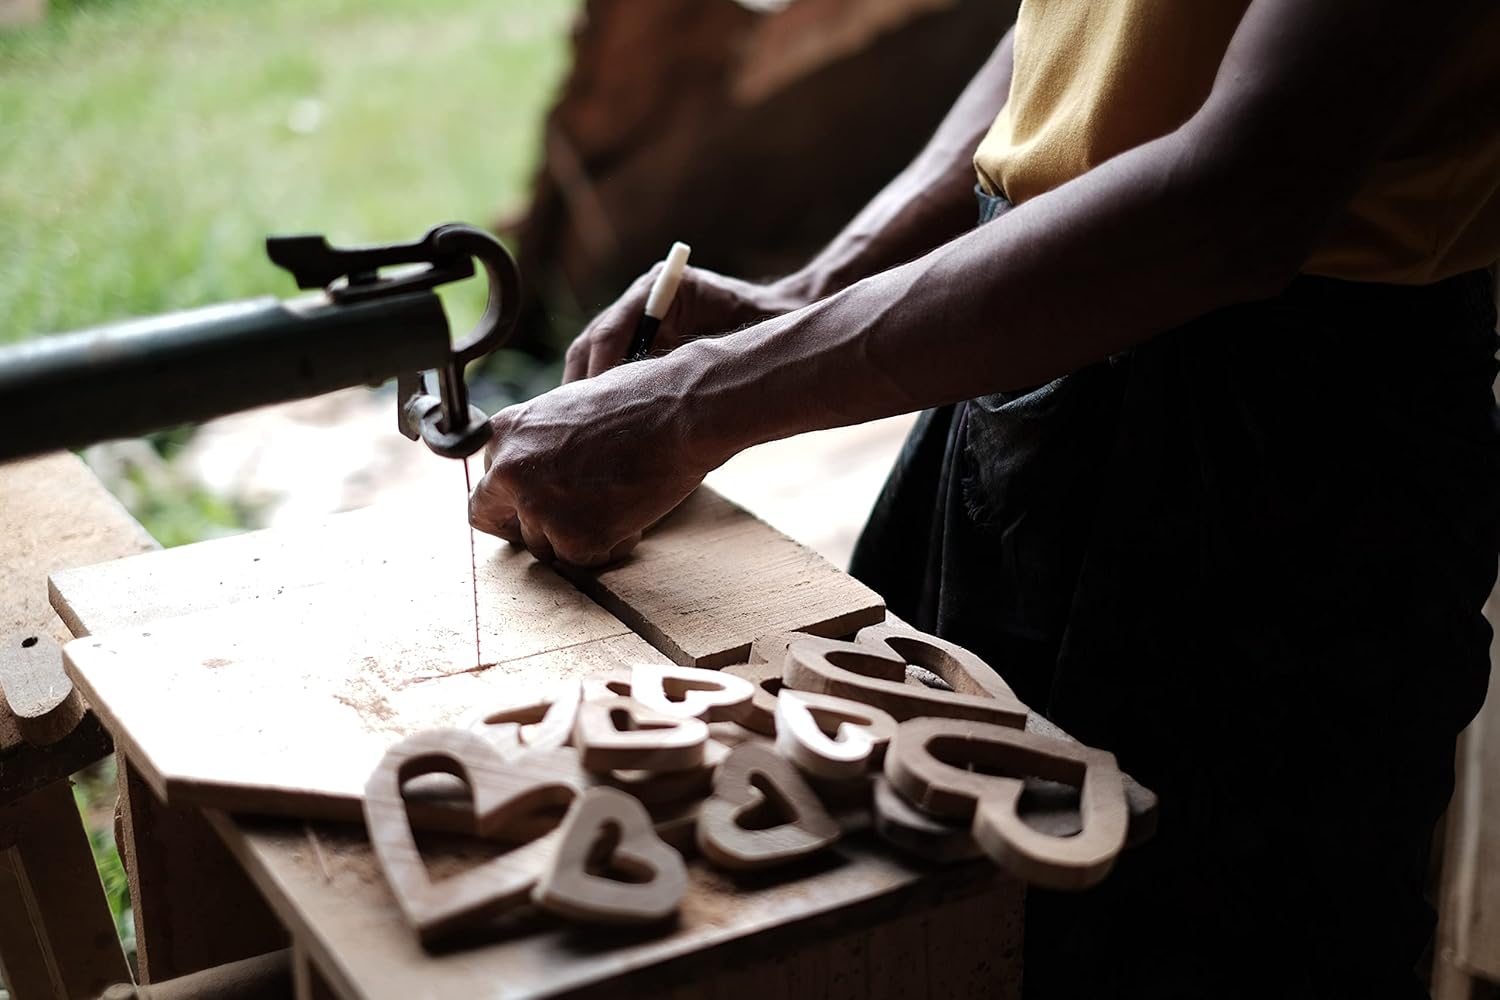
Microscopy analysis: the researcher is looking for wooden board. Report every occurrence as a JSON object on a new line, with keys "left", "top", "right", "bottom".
{"left": 51, "top": 483, "right": 1026, "bottom": 999}
{"left": 210, "top": 811, "right": 1021, "bottom": 1000}
{"left": 0, "top": 452, "right": 155, "bottom": 756}
{"left": 1435, "top": 586, "right": 1500, "bottom": 990}
{"left": 560, "top": 490, "right": 885, "bottom": 668}
{"left": 59, "top": 514, "right": 671, "bottom": 822}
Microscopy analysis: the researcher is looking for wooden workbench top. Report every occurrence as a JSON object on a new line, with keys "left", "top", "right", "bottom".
{"left": 50, "top": 482, "right": 1021, "bottom": 1000}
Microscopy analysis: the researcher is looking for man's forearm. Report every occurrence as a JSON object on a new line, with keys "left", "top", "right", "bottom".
{"left": 770, "top": 29, "right": 1015, "bottom": 307}
{"left": 667, "top": 0, "right": 1481, "bottom": 463}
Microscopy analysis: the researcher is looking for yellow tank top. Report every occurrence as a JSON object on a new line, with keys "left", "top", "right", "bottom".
{"left": 973, "top": 1, "right": 1500, "bottom": 284}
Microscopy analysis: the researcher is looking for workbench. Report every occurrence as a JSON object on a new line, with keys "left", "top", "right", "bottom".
{"left": 19, "top": 454, "right": 1037, "bottom": 999}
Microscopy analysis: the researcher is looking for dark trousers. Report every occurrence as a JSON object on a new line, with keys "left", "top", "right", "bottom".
{"left": 850, "top": 191, "right": 1500, "bottom": 998}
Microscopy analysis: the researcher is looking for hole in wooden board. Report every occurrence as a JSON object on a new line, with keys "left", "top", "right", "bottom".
{"left": 759, "top": 677, "right": 783, "bottom": 696}
{"left": 1017, "top": 778, "right": 1084, "bottom": 838}
{"left": 608, "top": 708, "right": 677, "bottom": 733}
{"left": 583, "top": 820, "right": 654, "bottom": 884}
{"left": 928, "top": 735, "right": 1088, "bottom": 787}
{"left": 737, "top": 773, "right": 800, "bottom": 831}
{"left": 20, "top": 636, "right": 37, "bottom": 648}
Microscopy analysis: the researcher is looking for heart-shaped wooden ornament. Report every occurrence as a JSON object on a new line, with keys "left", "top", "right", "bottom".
{"left": 855, "top": 622, "right": 1024, "bottom": 706}
{"left": 574, "top": 696, "right": 708, "bottom": 773}
{"left": 464, "top": 680, "right": 582, "bottom": 756}
{"left": 629, "top": 663, "right": 755, "bottom": 721}
{"left": 884, "top": 717, "right": 1128, "bottom": 890}
{"left": 773, "top": 689, "right": 897, "bottom": 780}
{"left": 532, "top": 786, "right": 688, "bottom": 924}
{"left": 871, "top": 775, "right": 981, "bottom": 863}
{"left": 720, "top": 659, "right": 783, "bottom": 735}
{"left": 784, "top": 636, "right": 1028, "bottom": 728}
{"left": 363, "top": 729, "right": 578, "bottom": 944}
{"left": 696, "top": 743, "right": 839, "bottom": 870}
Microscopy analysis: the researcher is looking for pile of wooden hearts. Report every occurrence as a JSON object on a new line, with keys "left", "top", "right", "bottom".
{"left": 363, "top": 622, "right": 1138, "bottom": 947}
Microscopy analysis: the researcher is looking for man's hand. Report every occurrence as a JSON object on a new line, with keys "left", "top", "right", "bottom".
{"left": 468, "top": 364, "right": 725, "bottom": 566}
{"left": 562, "top": 265, "right": 797, "bottom": 383}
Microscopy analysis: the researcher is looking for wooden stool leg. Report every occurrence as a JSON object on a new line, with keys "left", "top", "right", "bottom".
{"left": 115, "top": 758, "right": 288, "bottom": 983}
{"left": 0, "top": 778, "right": 129, "bottom": 1000}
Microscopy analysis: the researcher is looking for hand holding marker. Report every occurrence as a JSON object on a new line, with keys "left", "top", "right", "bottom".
{"left": 625, "top": 242, "right": 692, "bottom": 362}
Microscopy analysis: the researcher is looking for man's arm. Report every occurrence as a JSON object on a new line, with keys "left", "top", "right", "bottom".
{"left": 474, "top": 0, "right": 1487, "bottom": 565}
{"left": 565, "top": 30, "right": 1014, "bottom": 380}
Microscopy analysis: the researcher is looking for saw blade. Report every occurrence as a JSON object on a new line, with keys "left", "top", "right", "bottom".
{"left": 463, "top": 458, "right": 482, "bottom": 671}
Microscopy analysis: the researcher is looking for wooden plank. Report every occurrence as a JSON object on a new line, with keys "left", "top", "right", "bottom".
{"left": 207, "top": 809, "right": 1020, "bottom": 1000}
{"left": 1438, "top": 587, "right": 1500, "bottom": 985}
{"left": 114, "top": 758, "right": 289, "bottom": 983}
{"left": 0, "top": 452, "right": 154, "bottom": 758}
{"left": 59, "top": 516, "right": 669, "bottom": 821}
{"left": 0, "top": 779, "right": 130, "bottom": 1000}
{"left": 560, "top": 489, "right": 885, "bottom": 668}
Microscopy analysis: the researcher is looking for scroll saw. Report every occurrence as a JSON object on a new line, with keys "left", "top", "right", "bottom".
{"left": 0, "top": 222, "right": 521, "bottom": 670}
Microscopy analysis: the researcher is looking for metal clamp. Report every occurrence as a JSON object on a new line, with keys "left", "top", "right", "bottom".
{"left": 267, "top": 223, "right": 520, "bottom": 459}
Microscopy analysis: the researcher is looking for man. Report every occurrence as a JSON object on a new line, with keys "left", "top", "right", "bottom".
{"left": 471, "top": 1, "right": 1500, "bottom": 995}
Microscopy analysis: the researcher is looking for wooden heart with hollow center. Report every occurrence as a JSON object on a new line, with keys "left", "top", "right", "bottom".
{"left": 464, "top": 679, "right": 582, "bottom": 757}
{"left": 784, "top": 635, "right": 1029, "bottom": 728}
{"left": 628, "top": 662, "right": 755, "bottom": 721}
{"left": 574, "top": 696, "right": 708, "bottom": 773}
{"left": 532, "top": 786, "right": 688, "bottom": 924}
{"left": 363, "top": 729, "right": 577, "bottom": 944}
{"left": 884, "top": 717, "right": 1128, "bottom": 890}
{"left": 696, "top": 742, "right": 839, "bottom": 870}
{"left": 773, "top": 689, "right": 897, "bottom": 780}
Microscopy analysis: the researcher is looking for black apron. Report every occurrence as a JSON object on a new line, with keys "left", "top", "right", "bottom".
{"left": 851, "top": 188, "right": 1500, "bottom": 999}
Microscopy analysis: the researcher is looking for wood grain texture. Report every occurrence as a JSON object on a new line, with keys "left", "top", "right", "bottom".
{"left": 58, "top": 513, "right": 673, "bottom": 822}
{"left": 558, "top": 489, "right": 886, "bottom": 668}
{"left": 532, "top": 786, "right": 688, "bottom": 925}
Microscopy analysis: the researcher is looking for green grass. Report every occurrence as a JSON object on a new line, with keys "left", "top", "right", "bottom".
{"left": 0, "top": 1, "right": 576, "bottom": 976}
{"left": 0, "top": 0, "right": 576, "bottom": 343}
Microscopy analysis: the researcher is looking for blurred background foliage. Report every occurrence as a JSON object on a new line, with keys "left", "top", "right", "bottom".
{"left": 1, "top": 0, "right": 576, "bottom": 975}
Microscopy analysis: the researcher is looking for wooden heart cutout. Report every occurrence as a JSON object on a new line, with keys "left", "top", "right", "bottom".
{"left": 464, "top": 680, "right": 582, "bottom": 756}
{"left": 581, "top": 671, "right": 633, "bottom": 702}
{"left": 574, "top": 696, "right": 708, "bottom": 773}
{"left": 696, "top": 743, "right": 840, "bottom": 870}
{"left": 363, "top": 729, "right": 578, "bottom": 944}
{"left": 606, "top": 738, "right": 732, "bottom": 805}
{"left": 884, "top": 717, "right": 1128, "bottom": 890}
{"left": 872, "top": 775, "right": 982, "bottom": 863}
{"left": 773, "top": 689, "right": 897, "bottom": 780}
{"left": 532, "top": 786, "right": 688, "bottom": 924}
{"left": 783, "top": 636, "right": 1028, "bottom": 728}
{"left": 720, "top": 660, "right": 784, "bottom": 735}
{"left": 629, "top": 663, "right": 754, "bottom": 721}
{"left": 854, "top": 623, "right": 1024, "bottom": 706}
